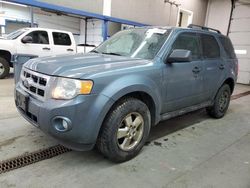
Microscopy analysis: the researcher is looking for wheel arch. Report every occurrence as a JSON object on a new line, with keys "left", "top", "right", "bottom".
{"left": 0, "top": 50, "right": 11, "bottom": 63}
{"left": 86, "top": 89, "right": 161, "bottom": 146}
{"left": 104, "top": 91, "right": 158, "bottom": 128}
{"left": 99, "top": 75, "right": 162, "bottom": 126}
{"left": 223, "top": 77, "right": 235, "bottom": 94}
{"left": 87, "top": 75, "right": 162, "bottom": 144}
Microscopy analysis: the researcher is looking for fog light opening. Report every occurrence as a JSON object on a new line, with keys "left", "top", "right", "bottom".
{"left": 62, "top": 119, "right": 69, "bottom": 130}
{"left": 52, "top": 117, "right": 72, "bottom": 132}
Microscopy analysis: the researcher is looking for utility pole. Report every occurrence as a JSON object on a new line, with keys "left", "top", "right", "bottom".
{"left": 227, "top": 0, "right": 236, "bottom": 36}
{"left": 30, "top": 6, "right": 34, "bottom": 27}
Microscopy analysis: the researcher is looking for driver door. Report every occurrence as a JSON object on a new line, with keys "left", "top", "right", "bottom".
{"left": 17, "top": 30, "right": 52, "bottom": 57}
{"left": 162, "top": 32, "right": 205, "bottom": 113}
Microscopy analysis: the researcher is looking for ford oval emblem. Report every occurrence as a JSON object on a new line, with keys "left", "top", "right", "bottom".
{"left": 23, "top": 77, "right": 33, "bottom": 88}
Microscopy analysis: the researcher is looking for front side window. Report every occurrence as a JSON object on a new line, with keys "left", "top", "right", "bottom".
{"left": 53, "top": 32, "right": 71, "bottom": 46}
{"left": 24, "top": 31, "right": 49, "bottom": 44}
{"left": 201, "top": 34, "right": 220, "bottom": 59}
{"left": 94, "top": 28, "right": 171, "bottom": 60}
{"left": 171, "top": 32, "right": 201, "bottom": 60}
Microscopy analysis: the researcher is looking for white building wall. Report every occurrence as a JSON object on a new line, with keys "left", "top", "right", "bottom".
{"left": 79, "top": 19, "right": 104, "bottom": 46}
{"left": 86, "top": 19, "right": 103, "bottom": 46}
{"left": 39, "top": 0, "right": 104, "bottom": 15}
{"left": 0, "top": 3, "right": 104, "bottom": 46}
{"left": 205, "top": 0, "right": 231, "bottom": 35}
{"left": 33, "top": 10, "right": 80, "bottom": 34}
{"left": 206, "top": 0, "right": 250, "bottom": 85}
{"left": 1, "top": 0, "right": 211, "bottom": 48}
{"left": 0, "top": 3, "right": 71, "bottom": 34}
{"left": 0, "top": 3, "right": 30, "bottom": 23}
{"left": 229, "top": 2, "right": 250, "bottom": 85}
{"left": 111, "top": 0, "right": 208, "bottom": 26}
{"left": 79, "top": 19, "right": 86, "bottom": 44}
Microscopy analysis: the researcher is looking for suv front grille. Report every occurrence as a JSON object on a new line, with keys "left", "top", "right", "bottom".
{"left": 20, "top": 68, "right": 51, "bottom": 101}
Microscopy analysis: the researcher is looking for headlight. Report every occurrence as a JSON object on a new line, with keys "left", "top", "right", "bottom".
{"left": 52, "top": 78, "right": 93, "bottom": 99}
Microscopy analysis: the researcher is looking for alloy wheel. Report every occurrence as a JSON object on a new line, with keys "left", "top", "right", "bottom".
{"left": 0, "top": 62, "right": 5, "bottom": 75}
{"left": 219, "top": 90, "right": 229, "bottom": 112}
{"left": 117, "top": 112, "right": 144, "bottom": 151}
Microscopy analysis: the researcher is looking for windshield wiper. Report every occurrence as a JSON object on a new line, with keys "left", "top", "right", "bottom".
{"left": 90, "top": 49, "right": 100, "bottom": 53}
{"left": 101, "top": 52, "right": 122, "bottom": 56}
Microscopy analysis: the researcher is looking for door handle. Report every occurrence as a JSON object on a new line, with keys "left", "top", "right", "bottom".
{"left": 42, "top": 47, "right": 51, "bottom": 50}
{"left": 67, "top": 49, "right": 74, "bottom": 52}
{"left": 192, "top": 67, "right": 201, "bottom": 73}
{"left": 219, "top": 64, "right": 225, "bottom": 70}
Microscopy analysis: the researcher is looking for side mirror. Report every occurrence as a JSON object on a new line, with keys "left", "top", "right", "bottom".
{"left": 167, "top": 49, "right": 192, "bottom": 63}
{"left": 21, "top": 36, "right": 33, "bottom": 44}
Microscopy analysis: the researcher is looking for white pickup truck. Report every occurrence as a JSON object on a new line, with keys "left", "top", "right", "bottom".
{"left": 0, "top": 27, "right": 95, "bottom": 79}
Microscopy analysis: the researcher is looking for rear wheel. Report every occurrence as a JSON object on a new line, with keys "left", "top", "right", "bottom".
{"left": 0, "top": 57, "right": 10, "bottom": 79}
{"left": 97, "top": 98, "right": 151, "bottom": 163}
{"left": 206, "top": 84, "right": 231, "bottom": 118}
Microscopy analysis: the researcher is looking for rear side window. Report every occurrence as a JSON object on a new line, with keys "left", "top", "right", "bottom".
{"left": 201, "top": 34, "right": 220, "bottom": 59}
{"left": 171, "top": 32, "right": 201, "bottom": 60}
{"left": 52, "top": 32, "right": 71, "bottom": 46}
{"left": 219, "top": 36, "right": 236, "bottom": 59}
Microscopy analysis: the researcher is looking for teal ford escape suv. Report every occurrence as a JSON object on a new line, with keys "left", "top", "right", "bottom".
{"left": 15, "top": 25, "right": 238, "bottom": 162}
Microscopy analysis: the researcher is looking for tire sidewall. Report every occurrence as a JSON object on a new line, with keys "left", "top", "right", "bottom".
{"left": 0, "top": 57, "right": 10, "bottom": 79}
{"left": 106, "top": 99, "right": 151, "bottom": 161}
{"left": 213, "top": 84, "right": 231, "bottom": 118}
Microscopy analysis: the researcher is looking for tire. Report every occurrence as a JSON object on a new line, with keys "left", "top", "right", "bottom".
{"left": 0, "top": 57, "right": 10, "bottom": 79}
{"left": 206, "top": 84, "right": 231, "bottom": 119}
{"left": 97, "top": 98, "right": 151, "bottom": 163}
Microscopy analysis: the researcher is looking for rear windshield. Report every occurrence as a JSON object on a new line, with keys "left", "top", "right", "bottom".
{"left": 219, "top": 36, "right": 236, "bottom": 59}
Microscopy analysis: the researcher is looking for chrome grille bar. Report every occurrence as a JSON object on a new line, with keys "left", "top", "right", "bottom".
{"left": 20, "top": 67, "right": 51, "bottom": 101}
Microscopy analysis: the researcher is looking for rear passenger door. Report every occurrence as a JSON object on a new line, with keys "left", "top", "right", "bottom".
{"left": 51, "top": 32, "right": 76, "bottom": 55}
{"left": 200, "top": 34, "right": 226, "bottom": 100}
{"left": 162, "top": 32, "right": 205, "bottom": 113}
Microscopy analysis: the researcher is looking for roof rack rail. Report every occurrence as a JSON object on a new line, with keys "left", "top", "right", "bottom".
{"left": 188, "top": 24, "right": 221, "bottom": 34}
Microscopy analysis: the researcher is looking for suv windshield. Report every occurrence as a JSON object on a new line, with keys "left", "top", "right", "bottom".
{"left": 5, "top": 29, "right": 28, "bottom": 40}
{"left": 94, "top": 28, "right": 171, "bottom": 59}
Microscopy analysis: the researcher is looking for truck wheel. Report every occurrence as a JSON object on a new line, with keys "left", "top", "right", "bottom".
{"left": 97, "top": 98, "right": 151, "bottom": 163}
{"left": 206, "top": 84, "right": 231, "bottom": 119}
{"left": 0, "top": 57, "right": 10, "bottom": 79}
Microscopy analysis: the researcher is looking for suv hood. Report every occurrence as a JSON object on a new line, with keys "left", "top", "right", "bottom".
{"left": 0, "top": 38, "right": 14, "bottom": 47}
{"left": 24, "top": 53, "right": 152, "bottom": 79}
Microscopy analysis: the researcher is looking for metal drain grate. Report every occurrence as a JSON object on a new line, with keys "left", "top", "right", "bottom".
{"left": 0, "top": 145, "right": 71, "bottom": 174}
{"left": 231, "top": 91, "right": 250, "bottom": 100}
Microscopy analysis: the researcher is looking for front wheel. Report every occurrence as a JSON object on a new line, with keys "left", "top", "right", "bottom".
{"left": 97, "top": 98, "right": 151, "bottom": 163}
{"left": 0, "top": 57, "right": 10, "bottom": 79}
{"left": 206, "top": 84, "right": 231, "bottom": 119}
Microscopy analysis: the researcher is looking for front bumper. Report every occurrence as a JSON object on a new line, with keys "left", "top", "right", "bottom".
{"left": 15, "top": 84, "right": 112, "bottom": 151}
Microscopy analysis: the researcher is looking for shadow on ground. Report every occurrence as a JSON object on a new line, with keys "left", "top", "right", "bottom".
{"left": 77, "top": 109, "right": 209, "bottom": 160}
{"left": 148, "top": 109, "right": 208, "bottom": 142}
{"left": 68, "top": 109, "right": 209, "bottom": 164}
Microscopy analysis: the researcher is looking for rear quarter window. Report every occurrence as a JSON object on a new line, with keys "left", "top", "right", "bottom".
{"left": 219, "top": 36, "right": 236, "bottom": 59}
{"left": 52, "top": 32, "right": 72, "bottom": 46}
{"left": 201, "top": 34, "right": 220, "bottom": 59}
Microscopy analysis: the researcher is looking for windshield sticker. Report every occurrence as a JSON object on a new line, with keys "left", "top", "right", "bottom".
{"left": 146, "top": 28, "right": 167, "bottom": 38}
